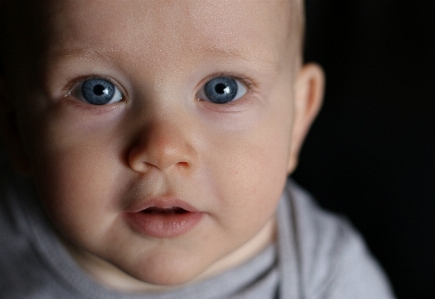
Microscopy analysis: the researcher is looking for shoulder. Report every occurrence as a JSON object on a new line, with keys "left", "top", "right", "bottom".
{"left": 0, "top": 158, "right": 73, "bottom": 298}
{"left": 282, "top": 180, "right": 396, "bottom": 299}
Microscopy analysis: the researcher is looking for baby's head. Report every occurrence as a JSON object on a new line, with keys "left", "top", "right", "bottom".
{"left": 0, "top": 0, "right": 323, "bottom": 291}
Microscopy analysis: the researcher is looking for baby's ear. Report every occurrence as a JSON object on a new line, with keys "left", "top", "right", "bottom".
{"left": 0, "top": 78, "right": 32, "bottom": 175}
{"left": 287, "top": 63, "right": 325, "bottom": 174}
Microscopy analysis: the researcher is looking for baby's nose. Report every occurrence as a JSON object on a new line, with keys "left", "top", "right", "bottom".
{"left": 127, "top": 119, "right": 196, "bottom": 173}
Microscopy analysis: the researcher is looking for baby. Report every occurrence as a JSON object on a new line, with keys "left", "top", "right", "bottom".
{"left": 0, "top": 0, "right": 395, "bottom": 298}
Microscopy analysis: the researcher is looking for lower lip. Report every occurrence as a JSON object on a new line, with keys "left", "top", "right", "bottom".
{"left": 124, "top": 211, "right": 204, "bottom": 238}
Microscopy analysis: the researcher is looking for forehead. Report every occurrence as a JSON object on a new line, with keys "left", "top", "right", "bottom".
{"left": 46, "top": 0, "right": 301, "bottom": 68}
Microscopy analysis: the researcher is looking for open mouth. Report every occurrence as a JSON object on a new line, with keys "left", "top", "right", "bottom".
{"left": 126, "top": 208, "right": 203, "bottom": 238}
{"left": 124, "top": 197, "right": 204, "bottom": 238}
{"left": 142, "top": 207, "right": 188, "bottom": 215}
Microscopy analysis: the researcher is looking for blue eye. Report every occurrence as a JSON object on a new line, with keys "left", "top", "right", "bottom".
{"left": 72, "top": 78, "right": 123, "bottom": 105}
{"left": 197, "top": 76, "right": 247, "bottom": 104}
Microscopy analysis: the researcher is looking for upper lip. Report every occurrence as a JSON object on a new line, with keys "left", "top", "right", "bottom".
{"left": 125, "top": 196, "right": 199, "bottom": 213}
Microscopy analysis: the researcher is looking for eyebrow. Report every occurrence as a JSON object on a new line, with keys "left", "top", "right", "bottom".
{"left": 203, "top": 46, "right": 280, "bottom": 71}
{"left": 51, "top": 47, "right": 112, "bottom": 64}
{"left": 50, "top": 44, "right": 280, "bottom": 73}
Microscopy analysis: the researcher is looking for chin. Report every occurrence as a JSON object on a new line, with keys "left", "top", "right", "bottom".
{"left": 144, "top": 275, "right": 196, "bottom": 287}
{"left": 124, "top": 259, "right": 207, "bottom": 287}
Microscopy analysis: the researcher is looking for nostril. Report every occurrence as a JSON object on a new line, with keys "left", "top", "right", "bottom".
{"left": 177, "top": 162, "right": 189, "bottom": 168}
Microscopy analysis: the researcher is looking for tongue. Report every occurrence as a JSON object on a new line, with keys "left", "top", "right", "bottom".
{"left": 143, "top": 207, "right": 186, "bottom": 215}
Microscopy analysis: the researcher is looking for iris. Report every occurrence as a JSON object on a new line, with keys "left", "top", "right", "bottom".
{"left": 203, "top": 77, "right": 239, "bottom": 104}
{"left": 81, "top": 78, "right": 121, "bottom": 105}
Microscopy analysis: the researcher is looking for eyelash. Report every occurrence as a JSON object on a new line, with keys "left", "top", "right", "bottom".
{"left": 65, "top": 75, "right": 112, "bottom": 94}
{"left": 203, "top": 72, "right": 255, "bottom": 93}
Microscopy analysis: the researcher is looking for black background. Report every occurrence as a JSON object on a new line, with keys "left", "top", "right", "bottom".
{"left": 294, "top": 1, "right": 435, "bottom": 298}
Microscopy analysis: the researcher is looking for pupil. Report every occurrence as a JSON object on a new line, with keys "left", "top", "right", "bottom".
{"left": 93, "top": 85, "right": 106, "bottom": 96}
{"left": 215, "top": 83, "right": 228, "bottom": 94}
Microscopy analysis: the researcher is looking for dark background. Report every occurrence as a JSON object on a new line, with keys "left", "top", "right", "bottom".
{"left": 294, "top": 1, "right": 435, "bottom": 298}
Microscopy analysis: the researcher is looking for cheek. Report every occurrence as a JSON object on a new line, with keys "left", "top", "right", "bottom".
{"left": 19, "top": 99, "right": 123, "bottom": 178}
{"left": 200, "top": 107, "right": 293, "bottom": 222}
{"left": 19, "top": 105, "right": 126, "bottom": 235}
{"left": 33, "top": 143, "right": 122, "bottom": 235}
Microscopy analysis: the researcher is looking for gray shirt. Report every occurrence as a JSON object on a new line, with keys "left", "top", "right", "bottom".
{"left": 0, "top": 163, "right": 395, "bottom": 298}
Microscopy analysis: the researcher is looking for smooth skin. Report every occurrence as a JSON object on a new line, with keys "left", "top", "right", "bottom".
{"left": 0, "top": 0, "right": 324, "bottom": 293}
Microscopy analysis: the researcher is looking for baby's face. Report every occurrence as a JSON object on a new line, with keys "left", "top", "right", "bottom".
{"left": 3, "top": 0, "right": 321, "bottom": 290}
